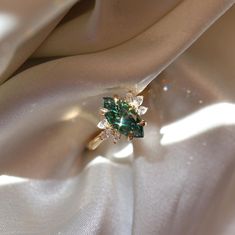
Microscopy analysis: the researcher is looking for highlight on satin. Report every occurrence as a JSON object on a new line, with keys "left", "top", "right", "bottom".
{"left": 160, "top": 102, "right": 235, "bottom": 145}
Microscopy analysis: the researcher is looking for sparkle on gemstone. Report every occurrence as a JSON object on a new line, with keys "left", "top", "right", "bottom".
{"left": 103, "top": 97, "right": 144, "bottom": 138}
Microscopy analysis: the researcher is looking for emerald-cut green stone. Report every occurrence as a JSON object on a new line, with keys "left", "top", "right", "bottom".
{"left": 103, "top": 97, "right": 144, "bottom": 138}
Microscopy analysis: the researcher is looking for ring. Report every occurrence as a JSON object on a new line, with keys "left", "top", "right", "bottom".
{"left": 87, "top": 91, "right": 148, "bottom": 150}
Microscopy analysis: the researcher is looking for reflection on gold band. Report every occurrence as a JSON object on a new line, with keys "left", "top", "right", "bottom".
{"left": 87, "top": 131, "right": 105, "bottom": 150}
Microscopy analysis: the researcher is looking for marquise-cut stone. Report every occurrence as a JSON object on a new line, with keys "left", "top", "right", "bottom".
{"left": 103, "top": 97, "right": 144, "bottom": 138}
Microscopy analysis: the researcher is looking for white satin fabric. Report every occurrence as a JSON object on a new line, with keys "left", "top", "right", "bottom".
{"left": 0, "top": 1, "right": 235, "bottom": 234}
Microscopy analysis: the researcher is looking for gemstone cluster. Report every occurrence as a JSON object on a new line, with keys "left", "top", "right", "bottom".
{"left": 97, "top": 92, "right": 148, "bottom": 143}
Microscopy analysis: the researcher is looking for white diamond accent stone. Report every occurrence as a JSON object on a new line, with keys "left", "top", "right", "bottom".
{"left": 97, "top": 119, "right": 108, "bottom": 129}
{"left": 100, "top": 108, "right": 108, "bottom": 114}
{"left": 112, "top": 130, "right": 121, "bottom": 143}
{"left": 137, "top": 106, "right": 148, "bottom": 115}
{"left": 133, "top": 96, "right": 144, "bottom": 107}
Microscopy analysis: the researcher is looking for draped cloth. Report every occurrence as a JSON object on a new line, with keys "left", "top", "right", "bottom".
{"left": 0, "top": 0, "right": 235, "bottom": 234}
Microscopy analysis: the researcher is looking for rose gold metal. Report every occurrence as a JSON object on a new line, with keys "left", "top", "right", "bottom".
{"left": 127, "top": 132, "right": 134, "bottom": 141}
{"left": 87, "top": 131, "right": 106, "bottom": 150}
{"left": 138, "top": 120, "right": 146, "bottom": 126}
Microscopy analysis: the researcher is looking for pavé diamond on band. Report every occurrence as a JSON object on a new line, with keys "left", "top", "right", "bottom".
{"left": 87, "top": 92, "right": 148, "bottom": 150}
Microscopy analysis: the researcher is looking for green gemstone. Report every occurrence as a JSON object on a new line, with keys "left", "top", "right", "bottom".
{"left": 103, "top": 97, "right": 117, "bottom": 111}
{"left": 103, "top": 97, "right": 144, "bottom": 138}
{"left": 117, "top": 100, "right": 130, "bottom": 112}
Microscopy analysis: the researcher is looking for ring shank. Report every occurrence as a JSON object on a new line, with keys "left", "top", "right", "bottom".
{"left": 87, "top": 131, "right": 106, "bottom": 150}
